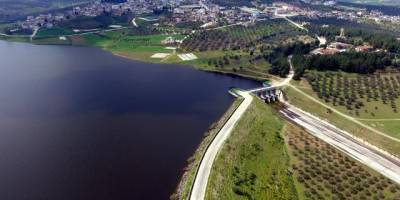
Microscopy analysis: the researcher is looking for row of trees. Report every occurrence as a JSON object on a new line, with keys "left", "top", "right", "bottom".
{"left": 181, "top": 20, "right": 299, "bottom": 52}
{"left": 288, "top": 130, "right": 400, "bottom": 200}
{"left": 305, "top": 52, "right": 395, "bottom": 74}
{"left": 307, "top": 72, "right": 400, "bottom": 114}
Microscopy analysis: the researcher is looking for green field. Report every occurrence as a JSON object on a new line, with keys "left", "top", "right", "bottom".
{"left": 181, "top": 19, "right": 302, "bottom": 52}
{"left": 294, "top": 71, "right": 400, "bottom": 141}
{"left": 285, "top": 123, "right": 400, "bottom": 200}
{"left": 304, "top": 71, "right": 400, "bottom": 119}
{"left": 0, "top": 35, "right": 30, "bottom": 43}
{"left": 71, "top": 29, "right": 275, "bottom": 81}
{"left": 363, "top": 120, "right": 400, "bottom": 139}
{"left": 32, "top": 37, "right": 71, "bottom": 45}
{"left": 203, "top": 97, "right": 400, "bottom": 199}
{"left": 284, "top": 83, "right": 400, "bottom": 157}
{"left": 206, "top": 99, "right": 300, "bottom": 200}
{"left": 73, "top": 32, "right": 184, "bottom": 61}
{"left": 110, "top": 34, "right": 183, "bottom": 52}
{"left": 36, "top": 27, "right": 74, "bottom": 37}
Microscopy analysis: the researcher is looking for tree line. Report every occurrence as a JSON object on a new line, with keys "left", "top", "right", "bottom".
{"left": 303, "top": 52, "right": 395, "bottom": 74}
{"left": 267, "top": 42, "right": 315, "bottom": 78}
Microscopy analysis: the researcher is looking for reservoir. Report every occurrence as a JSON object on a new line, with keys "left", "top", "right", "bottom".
{"left": 0, "top": 41, "right": 259, "bottom": 199}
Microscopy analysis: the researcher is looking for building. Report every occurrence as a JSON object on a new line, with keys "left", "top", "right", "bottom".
{"left": 335, "top": 28, "right": 347, "bottom": 41}
{"left": 355, "top": 45, "right": 373, "bottom": 52}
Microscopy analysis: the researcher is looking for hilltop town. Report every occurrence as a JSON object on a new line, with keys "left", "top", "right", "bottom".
{"left": 4, "top": 0, "right": 400, "bottom": 36}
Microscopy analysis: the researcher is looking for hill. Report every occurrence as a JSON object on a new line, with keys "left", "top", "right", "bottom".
{"left": 0, "top": 0, "right": 92, "bottom": 23}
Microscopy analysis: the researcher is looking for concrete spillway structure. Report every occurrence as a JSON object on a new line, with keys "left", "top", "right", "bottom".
{"left": 255, "top": 89, "right": 282, "bottom": 103}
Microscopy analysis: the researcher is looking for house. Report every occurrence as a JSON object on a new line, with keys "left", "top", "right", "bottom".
{"left": 161, "top": 36, "right": 182, "bottom": 45}
{"left": 328, "top": 42, "right": 353, "bottom": 51}
{"left": 355, "top": 45, "right": 373, "bottom": 52}
{"left": 311, "top": 47, "right": 340, "bottom": 55}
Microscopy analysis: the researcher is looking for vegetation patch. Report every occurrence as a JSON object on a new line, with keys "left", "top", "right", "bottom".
{"left": 59, "top": 14, "right": 133, "bottom": 29}
{"left": 285, "top": 123, "right": 400, "bottom": 200}
{"left": 284, "top": 84, "right": 400, "bottom": 156}
{"left": 305, "top": 71, "right": 400, "bottom": 119}
{"left": 206, "top": 99, "right": 299, "bottom": 200}
{"left": 36, "top": 27, "right": 74, "bottom": 37}
{"left": 181, "top": 20, "right": 300, "bottom": 52}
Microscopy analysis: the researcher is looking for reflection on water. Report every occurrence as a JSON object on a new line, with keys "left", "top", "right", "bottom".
{"left": 0, "top": 41, "right": 260, "bottom": 200}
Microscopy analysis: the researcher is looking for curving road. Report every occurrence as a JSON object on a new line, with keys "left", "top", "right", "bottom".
{"left": 189, "top": 90, "right": 253, "bottom": 200}
{"left": 189, "top": 57, "right": 294, "bottom": 200}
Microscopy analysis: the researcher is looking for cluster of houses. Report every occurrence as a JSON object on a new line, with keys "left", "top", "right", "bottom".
{"left": 172, "top": 4, "right": 219, "bottom": 24}
{"left": 170, "top": 2, "right": 310, "bottom": 28}
{"left": 18, "top": 0, "right": 166, "bottom": 31}
{"left": 11, "top": 0, "right": 400, "bottom": 37}
{"left": 308, "top": 1, "right": 400, "bottom": 26}
{"left": 312, "top": 28, "right": 376, "bottom": 55}
{"left": 312, "top": 42, "right": 374, "bottom": 55}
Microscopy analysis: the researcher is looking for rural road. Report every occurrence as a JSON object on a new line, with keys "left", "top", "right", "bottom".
{"left": 189, "top": 90, "right": 253, "bottom": 200}
{"left": 132, "top": 18, "right": 138, "bottom": 27}
{"left": 30, "top": 27, "right": 39, "bottom": 41}
{"left": 279, "top": 104, "right": 400, "bottom": 184}
{"left": 189, "top": 57, "right": 294, "bottom": 200}
{"left": 288, "top": 84, "right": 400, "bottom": 143}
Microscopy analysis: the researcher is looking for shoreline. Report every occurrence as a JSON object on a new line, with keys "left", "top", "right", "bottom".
{"left": 109, "top": 51, "right": 272, "bottom": 82}
{"left": 0, "top": 38, "right": 270, "bottom": 200}
{"left": 170, "top": 98, "right": 243, "bottom": 200}
{"left": 0, "top": 36, "right": 273, "bottom": 82}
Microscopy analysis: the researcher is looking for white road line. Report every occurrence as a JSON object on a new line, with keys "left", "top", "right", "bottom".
{"left": 280, "top": 104, "right": 400, "bottom": 185}
{"left": 189, "top": 56, "right": 295, "bottom": 200}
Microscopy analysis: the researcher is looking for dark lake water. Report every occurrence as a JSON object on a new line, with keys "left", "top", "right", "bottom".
{"left": 0, "top": 41, "right": 260, "bottom": 200}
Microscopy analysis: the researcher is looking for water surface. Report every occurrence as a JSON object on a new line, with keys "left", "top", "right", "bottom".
{"left": 0, "top": 41, "right": 259, "bottom": 200}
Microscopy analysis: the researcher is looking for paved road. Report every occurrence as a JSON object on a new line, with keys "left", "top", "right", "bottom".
{"left": 274, "top": 14, "right": 308, "bottom": 32}
{"left": 248, "top": 56, "right": 294, "bottom": 93}
{"left": 189, "top": 91, "right": 253, "bottom": 200}
{"left": 30, "top": 27, "right": 39, "bottom": 41}
{"left": 189, "top": 57, "right": 294, "bottom": 200}
{"left": 279, "top": 104, "right": 400, "bottom": 185}
{"left": 132, "top": 18, "right": 138, "bottom": 27}
{"left": 288, "top": 84, "right": 400, "bottom": 143}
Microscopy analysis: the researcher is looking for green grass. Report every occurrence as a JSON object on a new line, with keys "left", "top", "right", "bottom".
{"left": 290, "top": 71, "right": 400, "bottom": 144}
{"left": 181, "top": 19, "right": 299, "bottom": 52}
{"left": 36, "top": 27, "right": 74, "bottom": 37}
{"left": 304, "top": 71, "right": 400, "bottom": 119}
{"left": 284, "top": 85, "right": 400, "bottom": 157}
{"left": 32, "top": 37, "right": 71, "bottom": 45}
{"left": 80, "top": 33, "right": 184, "bottom": 61}
{"left": 178, "top": 50, "right": 273, "bottom": 81}
{"left": 80, "top": 34, "right": 111, "bottom": 46}
{"left": 0, "top": 35, "right": 30, "bottom": 43}
{"left": 79, "top": 31, "right": 274, "bottom": 80}
{"left": 363, "top": 120, "right": 400, "bottom": 139}
{"left": 206, "top": 99, "right": 299, "bottom": 200}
